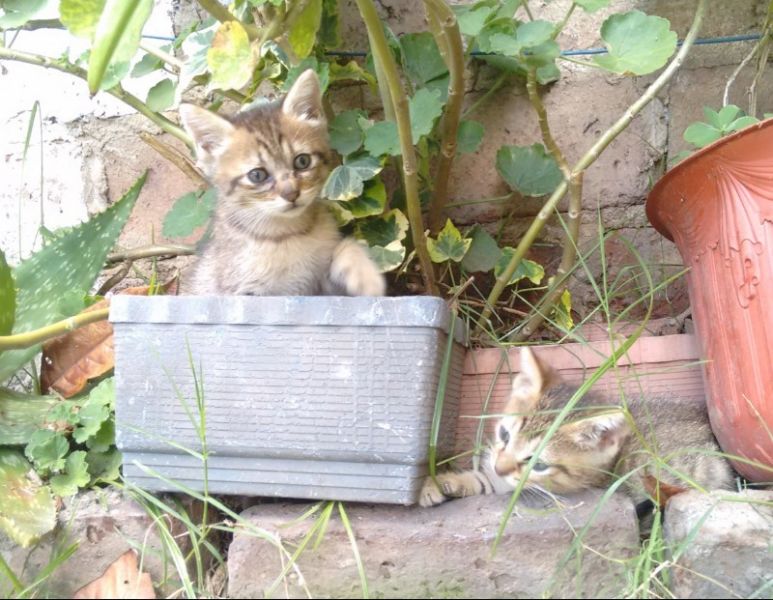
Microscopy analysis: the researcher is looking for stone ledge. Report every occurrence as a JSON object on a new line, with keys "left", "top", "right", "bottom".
{"left": 227, "top": 491, "right": 640, "bottom": 599}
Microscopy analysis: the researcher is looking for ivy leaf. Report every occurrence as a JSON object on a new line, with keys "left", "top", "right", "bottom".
{"left": 495, "top": 249, "right": 545, "bottom": 285}
{"left": 87, "top": 0, "right": 153, "bottom": 92}
{"left": 427, "top": 219, "right": 472, "bottom": 263}
{"left": 400, "top": 32, "right": 447, "bottom": 86}
{"left": 339, "top": 178, "right": 387, "bottom": 219}
{"left": 593, "top": 11, "right": 677, "bottom": 76}
{"left": 162, "top": 188, "right": 217, "bottom": 238}
{"left": 288, "top": 0, "right": 322, "bottom": 59}
{"left": 454, "top": 4, "right": 494, "bottom": 37}
{"left": 462, "top": 226, "right": 501, "bottom": 273}
{"left": 0, "top": 250, "right": 14, "bottom": 336}
{"left": 59, "top": 0, "right": 105, "bottom": 38}
{"left": 344, "top": 154, "right": 382, "bottom": 181}
{"left": 207, "top": 20, "right": 256, "bottom": 91}
{"left": 355, "top": 209, "right": 409, "bottom": 247}
{"left": 575, "top": 0, "right": 611, "bottom": 12}
{"left": 367, "top": 240, "right": 406, "bottom": 273}
{"left": 409, "top": 88, "right": 444, "bottom": 143}
{"left": 323, "top": 166, "right": 363, "bottom": 201}
{"left": 457, "top": 120, "right": 485, "bottom": 154}
{"left": 683, "top": 122, "right": 722, "bottom": 149}
{"left": 146, "top": 78, "right": 176, "bottom": 112}
{"left": 50, "top": 451, "right": 91, "bottom": 497}
{"left": 178, "top": 23, "right": 217, "bottom": 95}
{"left": 329, "top": 110, "right": 365, "bottom": 156}
{"left": 25, "top": 430, "right": 69, "bottom": 473}
{"left": 0, "top": 449, "right": 56, "bottom": 547}
{"left": 363, "top": 120, "right": 401, "bottom": 157}
{"left": 496, "top": 144, "right": 563, "bottom": 197}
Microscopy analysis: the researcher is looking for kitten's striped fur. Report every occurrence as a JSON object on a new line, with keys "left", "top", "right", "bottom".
{"left": 421, "top": 347, "right": 735, "bottom": 508}
{"left": 179, "top": 70, "right": 385, "bottom": 297}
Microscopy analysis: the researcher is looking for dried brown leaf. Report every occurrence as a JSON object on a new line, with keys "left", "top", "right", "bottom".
{"left": 73, "top": 550, "right": 156, "bottom": 599}
{"left": 40, "top": 280, "right": 177, "bottom": 398}
{"left": 642, "top": 474, "right": 689, "bottom": 508}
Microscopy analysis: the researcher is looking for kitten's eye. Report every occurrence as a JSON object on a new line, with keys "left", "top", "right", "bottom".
{"left": 524, "top": 456, "right": 550, "bottom": 473}
{"left": 247, "top": 168, "right": 269, "bottom": 184}
{"left": 293, "top": 153, "right": 312, "bottom": 170}
{"left": 498, "top": 425, "right": 510, "bottom": 445}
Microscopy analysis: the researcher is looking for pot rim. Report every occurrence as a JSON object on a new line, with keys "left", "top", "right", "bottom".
{"left": 646, "top": 116, "right": 773, "bottom": 241}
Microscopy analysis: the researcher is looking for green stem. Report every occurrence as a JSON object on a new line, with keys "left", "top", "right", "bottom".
{"left": 0, "top": 308, "right": 110, "bottom": 351}
{"left": 196, "top": 0, "right": 259, "bottom": 40}
{"left": 424, "top": 0, "right": 466, "bottom": 235}
{"left": 354, "top": 0, "right": 439, "bottom": 295}
{"left": 0, "top": 46, "right": 193, "bottom": 148}
{"left": 521, "top": 0, "right": 534, "bottom": 20}
{"left": 462, "top": 73, "right": 507, "bottom": 119}
{"left": 107, "top": 244, "right": 196, "bottom": 264}
{"left": 138, "top": 40, "right": 182, "bottom": 70}
{"left": 5, "top": 18, "right": 64, "bottom": 31}
{"left": 476, "top": 0, "right": 707, "bottom": 333}
{"left": 552, "top": 3, "right": 577, "bottom": 39}
{"left": 445, "top": 193, "right": 513, "bottom": 208}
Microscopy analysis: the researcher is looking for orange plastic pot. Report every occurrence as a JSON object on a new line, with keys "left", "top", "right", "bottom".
{"left": 646, "top": 119, "right": 773, "bottom": 482}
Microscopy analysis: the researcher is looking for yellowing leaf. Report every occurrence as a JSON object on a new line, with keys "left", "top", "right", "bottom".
{"left": 427, "top": 219, "right": 472, "bottom": 263}
{"left": 73, "top": 550, "right": 156, "bottom": 599}
{"left": 207, "top": 20, "right": 256, "bottom": 91}
{"left": 288, "top": 0, "right": 322, "bottom": 59}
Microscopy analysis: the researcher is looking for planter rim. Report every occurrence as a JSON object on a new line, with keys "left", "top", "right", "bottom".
{"left": 646, "top": 116, "right": 773, "bottom": 241}
{"left": 110, "top": 295, "right": 468, "bottom": 345}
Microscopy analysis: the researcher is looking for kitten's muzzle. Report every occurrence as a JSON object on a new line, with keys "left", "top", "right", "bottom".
{"left": 278, "top": 182, "right": 300, "bottom": 204}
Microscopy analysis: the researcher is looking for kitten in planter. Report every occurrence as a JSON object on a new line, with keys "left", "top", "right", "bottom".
{"left": 420, "top": 347, "right": 735, "bottom": 512}
{"left": 178, "top": 70, "right": 385, "bottom": 296}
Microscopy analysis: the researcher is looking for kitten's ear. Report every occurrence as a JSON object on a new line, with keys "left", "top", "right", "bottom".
{"left": 507, "top": 347, "right": 550, "bottom": 414}
{"left": 565, "top": 411, "right": 629, "bottom": 451}
{"left": 282, "top": 69, "right": 324, "bottom": 123}
{"left": 179, "top": 104, "right": 235, "bottom": 155}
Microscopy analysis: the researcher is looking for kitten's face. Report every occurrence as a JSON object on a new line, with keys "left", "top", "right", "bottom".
{"left": 490, "top": 348, "right": 629, "bottom": 495}
{"left": 179, "top": 70, "right": 331, "bottom": 223}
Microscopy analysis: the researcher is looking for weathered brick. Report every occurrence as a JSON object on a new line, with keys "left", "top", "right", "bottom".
{"left": 664, "top": 489, "right": 773, "bottom": 599}
{"left": 228, "top": 491, "right": 639, "bottom": 599}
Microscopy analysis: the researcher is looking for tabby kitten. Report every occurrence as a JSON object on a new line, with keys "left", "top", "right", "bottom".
{"left": 421, "top": 347, "right": 735, "bottom": 508}
{"left": 178, "top": 69, "right": 385, "bottom": 297}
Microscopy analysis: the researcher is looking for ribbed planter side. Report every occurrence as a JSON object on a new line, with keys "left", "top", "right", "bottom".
{"left": 646, "top": 119, "right": 773, "bottom": 482}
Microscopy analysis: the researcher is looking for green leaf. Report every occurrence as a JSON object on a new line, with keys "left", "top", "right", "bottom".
{"left": 461, "top": 226, "right": 501, "bottom": 273}
{"left": 0, "top": 390, "right": 77, "bottom": 445}
{"left": 427, "top": 219, "right": 472, "bottom": 263}
{"left": 146, "top": 78, "right": 176, "bottom": 112}
{"left": 0, "top": 449, "right": 56, "bottom": 547}
{"left": 344, "top": 154, "right": 382, "bottom": 180}
{"left": 86, "top": 420, "right": 115, "bottom": 453}
{"left": 575, "top": 0, "right": 611, "bottom": 12}
{"left": 517, "top": 20, "right": 554, "bottom": 48}
{"left": 323, "top": 166, "right": 363, "bottom": 201}
{"left": 477, "top": 18, "right": 517, "bottom": 54}
{"left": 593, "top": 11, "right": 677, "bottom": 76}
{"left": 87, "top": 0, "right": 153, "bottom": 92}
{"left": 410, "top": 88, "right": 444, "bottom": 143}
{"left": 329, "top": 110, "right": 365, "bottom": 156}
{"left": 207, "top": 20, "right": 256, "bottom": 91}
{"left": 355, "top": 209, "right": 409, "bottom": 247}
{"left": 0, "top": 0, "right": 47, "bottom": 28}
{"left": 73, "top": 402, "right": 109, "bottom": 444}
{"left": 363, "top": 120, "right": 400, "bottom": 156}
{"left": 288, "top": 0, "right": 322, "bottom": 60}
{"left": 716, "top": 104, "right": 742, "bottom": 129}
{"left": 86, "top": 447, "right": 122, "bottom": 482}
{"left": 341, "top": 178, "right": 387, "bottom": 218}
{"left": 522, "top": 40, "right": 560, "bottom": 67}
{"left": 494, "top": 249, "right": 545, "bottom": 285}
{"left": 702, "top": 106, "right": 722, "bottom": 129}
{"left": 25, "top": 430, "right": 69, "bottom": 473}
{"left": 457, "top": 120, "right": 485, "bottom": 154}
{"left": 284, "top": 57, "right": 330, "bottom": 93}
{"left": 552, "top": 288, "right": 574, "bottom": 330}
{"left": 536, "top": 62, "right": 561, "bottom": 84}
{"left": 683, "top": 122, "right": 721, "bottom": 148}
{"left": 400, "top": 32, "right": 447, "bottom": 86}
{"left": 496, "top": 143, "right": 563, "bottom": 197}
{"left": 329, "top": 60, "right": 375, "bottom": 87}
{"left": 178, "top": 22, "right": 217, "bottom": 95}
{"left": 727, "top": 115, "right": 759, "bottom": 132}
{"left": 162, "top": 188, "right": 217, "bottom": 239}
{"left": 319, "top": 0, "right": 341, "bottom": 49}
{"left": 59, "top": 0, "right": 105, "bottom": 38}
{"left": 0, "top": 174, "right": 145, "bottom": 383}
{"left": 367, "top": 240, "right": 406, "bottom": 273}
{"left": 50, "top": 451, "right": 91, "bottom": 497}
{"left": 454, "top": 4, "right": 494, "bottom": 37}
{"left": 0, "top": 250, "right": 14, "bottom": 336}
{"left": 131, "top": 50, "right": 164, "bottom": 77}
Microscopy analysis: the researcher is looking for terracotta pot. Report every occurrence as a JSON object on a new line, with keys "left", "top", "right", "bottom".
{"left": 646, "top": 119, "right": 773, "bottom": 482}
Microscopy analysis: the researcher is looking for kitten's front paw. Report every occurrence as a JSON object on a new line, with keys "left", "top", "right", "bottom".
{"left": 419, "top": 477, "right": 449, "bottom": 507}
{"left": 330, "top": 238, "right": 386, "bottom": 296}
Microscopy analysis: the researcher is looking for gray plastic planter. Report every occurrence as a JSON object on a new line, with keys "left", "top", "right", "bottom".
{"left": 111, "top": 295, "right": 466, "bottom": 505}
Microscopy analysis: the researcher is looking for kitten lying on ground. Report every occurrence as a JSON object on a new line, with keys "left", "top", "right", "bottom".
{"left": 421, "top": 347, "right": 735, "bottom": 513}
{"left": 178, "top": 69, "right": 385, "bottom": 297}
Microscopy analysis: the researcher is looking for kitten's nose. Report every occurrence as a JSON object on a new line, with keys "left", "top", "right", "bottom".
{"left": 278, "top": 181, "right": 300, "bottom": 204}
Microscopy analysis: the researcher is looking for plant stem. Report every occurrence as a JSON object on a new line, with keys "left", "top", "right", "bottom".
{"left": 476, "top": 0, "right": 708, "bottom": 334}
{"left": 354, "top": 0, "right": 438, "bottom": 295}
{"left": 139, "top": 41, "right": 182, "bottom": 70}
{"left": 139, "top": 132, "right": 208, "bottom": 187}
{"left": 0, "top": 46, "right": 193, "bottom": 148}
{"left": 0, "top": 309, "right": 110, "bottom": 351}
{"left": 425, "top": 0, "right": 465, "bottom": 235}
{"left": 462, "top": 73, "right": 507, "bottom": 119}
{"left": 553, "top": 3, "right": 577, "bottom": 39}
{"left": 6, "top": 18, "right": 64, "bottom": 31}
{"left": 749, "top": 4, "right": 773, "bottom": 117}
{"left": 107, "top": 244, "right": 196, "bottom": 264}
{"left": 196, "top": 0, "right": 259, "bottom": 40}
{"left": 521, "top": 0, "right": 535, "bottom": 20}
{"left": 722, "top": 42, "right": 758, "bottom": 107}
